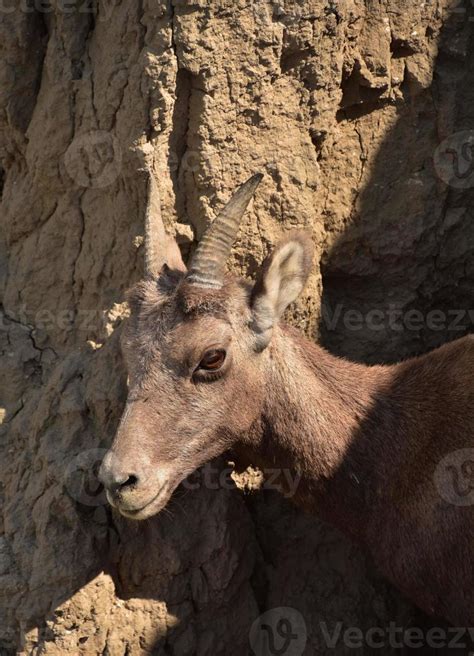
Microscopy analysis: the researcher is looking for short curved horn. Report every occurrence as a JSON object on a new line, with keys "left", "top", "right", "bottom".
{"left": 144, "top": 173, "right": 185, "bottom": 276}
{"left": 186, "top": 173, "right": 263, "bottom": 288}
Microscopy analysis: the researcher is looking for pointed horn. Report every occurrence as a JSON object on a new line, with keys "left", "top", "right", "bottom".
{"left": 187, "top": 173, "right": 263, "bottom": 288}
{"left": 144, "top": 173, "right": 167, "bottom": 277}
{"left": 144, "top": 173, "right": 185, "bottom": 276}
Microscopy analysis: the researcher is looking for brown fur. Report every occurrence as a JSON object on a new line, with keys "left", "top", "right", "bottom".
{"left": 100, "top": 233, "right": 474, "bottom": 626}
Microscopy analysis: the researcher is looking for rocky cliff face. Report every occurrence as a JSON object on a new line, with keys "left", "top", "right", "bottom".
{"left": 1, "top": 1, "right": 473, "bottom": 654}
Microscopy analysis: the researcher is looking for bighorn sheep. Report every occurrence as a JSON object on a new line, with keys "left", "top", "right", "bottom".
{"left": 100, "top": 173, "right": 474, "bottom": 625}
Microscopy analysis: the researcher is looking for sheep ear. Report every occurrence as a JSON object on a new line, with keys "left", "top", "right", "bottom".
{"left": 250, "top": 232, "right": 313, "bottom": 350}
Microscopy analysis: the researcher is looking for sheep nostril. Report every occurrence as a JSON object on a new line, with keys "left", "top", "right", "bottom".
{"left": 98, "top": 455, "right": 142, "bottom": 495}
{"left": 120, "top": 474, "right": 138, "bottom": 490}
{"left": 109, "top": 473, "right": 140, "bottom": 494}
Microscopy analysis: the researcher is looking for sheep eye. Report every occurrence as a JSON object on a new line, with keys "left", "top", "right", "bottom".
{"left": 197, "top": 349, "right": 226, "bottom": 371}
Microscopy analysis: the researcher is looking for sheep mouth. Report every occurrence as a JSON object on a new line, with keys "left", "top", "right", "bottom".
{"left": 115, "top": 484, "right": 171, "bottom": 520}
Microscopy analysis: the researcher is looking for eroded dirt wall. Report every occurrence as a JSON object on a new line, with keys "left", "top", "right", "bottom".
{"left": 1, "top": 1, "right": 473, "bottom": 654}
